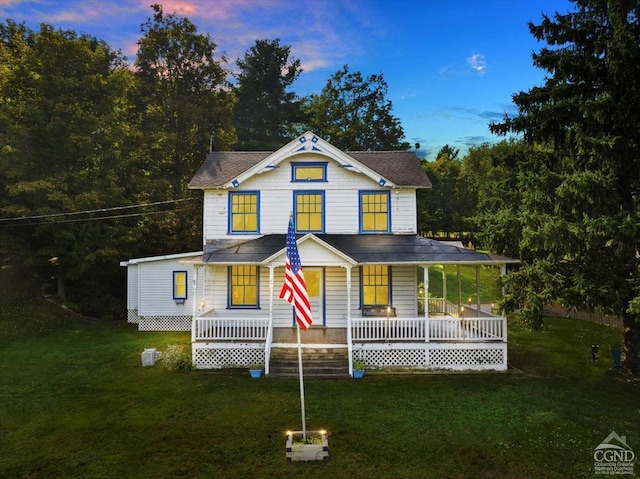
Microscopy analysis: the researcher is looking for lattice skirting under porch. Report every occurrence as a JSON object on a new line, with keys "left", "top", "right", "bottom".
{"left": 352, "top": 342, "right": 507, "bottom": 371}
{"left": 127, "top": 309, "right": 139, "bottom": 324}
{"left": 127, "top": 310, "right": 191, "bottom": 331}
{"left": 193, "top": 343, "right": 265, "bottom": 369}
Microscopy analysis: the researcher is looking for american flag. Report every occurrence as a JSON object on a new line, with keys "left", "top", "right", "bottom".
{"left": 279, "top": 218, "right": 313, "bottom": 329}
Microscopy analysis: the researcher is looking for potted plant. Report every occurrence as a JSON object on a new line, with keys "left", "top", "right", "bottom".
{"left": 249, "top": 364, "right": 263, "bottom": 378}
{"left": 352, "top": 358, "right": 366, "bottom": 378}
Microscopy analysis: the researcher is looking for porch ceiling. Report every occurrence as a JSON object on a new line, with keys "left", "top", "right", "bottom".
{"left": 200, "top": 234, "right": 518, "bottom": 266}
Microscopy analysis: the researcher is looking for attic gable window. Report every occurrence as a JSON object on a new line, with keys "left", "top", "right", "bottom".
{"left": 291, "top": 162, "right": 327, "bottom": 182}
{"left": 359, "top": 191, "right": 390, "bottom": 233}
{"left": 229, "top": 192, "right": 259, "bottom": 234}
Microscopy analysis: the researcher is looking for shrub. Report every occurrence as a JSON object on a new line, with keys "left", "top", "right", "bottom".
{"left": 161, "top": 344, "right": 194, "bottom": 372}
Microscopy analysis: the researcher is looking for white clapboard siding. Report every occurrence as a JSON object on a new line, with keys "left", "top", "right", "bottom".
{"left": 390, "top": 265, "right": 419, "bottom": 317}
{"left": 202, "top": 156, "right": 418, "bottom": 240}
{"left": 127, "top": 264, "right": 139, "bottom": 310}
{"left": 137, "top": 258, "right": 195, "bottom": 317}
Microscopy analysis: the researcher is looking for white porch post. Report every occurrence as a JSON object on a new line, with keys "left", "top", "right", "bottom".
{"left": 423, "top": 265, "right": 430, "bottom": 343}
{"left": 346, "top": 266, "right": 353, "bottom": 376}
{"left": 423, "top": 265, "right": 429, "bottom": 319}
{"left": 476, "top": 265, "right": 481, "bottom": 317}
{"left": 191, "top": 265, "right": 198, "bottom": 343}
{"left": 442, "top": 265, "right": 447, "bottom": 302}
{"left": 457, "top": 265, "right": 462, "bottom": 316}
{"left": 266, "top": 265, "right": 275, "bottom": 375}
{"left": 500, "top": 264, "right": 507, "bottom": 299}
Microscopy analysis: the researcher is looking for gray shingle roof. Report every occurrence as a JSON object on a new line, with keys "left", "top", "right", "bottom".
{"left": 188, "top": 150, "right": 431, "bottom": 189}
{"left": 201, "top": 234, "right": 518, "bottom": 265}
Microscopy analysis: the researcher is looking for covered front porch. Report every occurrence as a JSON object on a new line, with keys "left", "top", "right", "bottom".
{"left": 191, "top": 301, "right": 507, "bottom": 373}
{"left": 189, "top": 234, "right": 516, "bottom": 374}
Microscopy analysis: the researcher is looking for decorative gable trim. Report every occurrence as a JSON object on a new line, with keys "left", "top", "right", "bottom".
{"left": 222, "top": 131, "right": 396, "bottom": 189}
{"left": 262, "top": 233, "right": 358, "bottom": 268}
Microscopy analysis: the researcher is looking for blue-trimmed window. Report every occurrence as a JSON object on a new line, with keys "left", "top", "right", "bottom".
{"left": 229, "top": 192, "right": 259, "bottom": 234}
{"left": 294, "top": 191, "right": 325, "bottom": 233}
{"left": 291, "top": 162, "right": 328, "bottom": 182}
{"left": 228, "top": 265, "right": 259, "bottom": 308}
{"left": 173, "top": 271, "right": 187, "bottom": 303}
{"left": 360, "top": 265, "right": 391, "bottom": 306}
{"left": 359, "top": 191, "right": 390, "bottom": 233}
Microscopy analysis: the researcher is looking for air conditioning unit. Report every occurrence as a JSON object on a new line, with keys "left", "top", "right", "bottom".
{"left": 141, "top": 348, "right": 157, "bottom": 366}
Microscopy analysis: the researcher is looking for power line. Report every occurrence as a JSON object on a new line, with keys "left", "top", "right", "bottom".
{"left": 0, "top": 198, "right": 197, "bottom": 224}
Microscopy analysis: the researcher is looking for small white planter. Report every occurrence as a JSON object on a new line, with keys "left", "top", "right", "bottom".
{"left": 286, "top": 430, "right": 329, "bottom": 461}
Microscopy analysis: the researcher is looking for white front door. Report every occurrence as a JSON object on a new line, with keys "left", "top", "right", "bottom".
{"left": 303, "top": 267, "right": 324, "bottom": 326}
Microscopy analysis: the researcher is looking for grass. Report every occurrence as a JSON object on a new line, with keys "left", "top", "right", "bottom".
{"left": 1, "top": 269, "right": 639, "bottom": 478}
{"left": 422, "top": 265, "right": 503, "bottom": 304}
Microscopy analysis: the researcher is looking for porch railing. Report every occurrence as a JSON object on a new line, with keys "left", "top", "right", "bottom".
{"left": 194, "top": 317, "right": 269, "bottom": 341}
{"left": 351, "top": 316, "right": 505, "bottom": 342}
{"left": 193, "top": 315, "right": 505, "bottom": 343}
{"left": 427, "top": 298, "right": 461, "bottom": 316}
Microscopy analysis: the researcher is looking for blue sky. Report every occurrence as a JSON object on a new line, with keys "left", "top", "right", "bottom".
{"left": 1, "top": 0, "right": 575, "bottom": 159}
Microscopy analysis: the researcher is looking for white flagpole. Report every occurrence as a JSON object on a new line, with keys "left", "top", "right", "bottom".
{"left": 296, "top": 321, "right": 307, "bottom": 440}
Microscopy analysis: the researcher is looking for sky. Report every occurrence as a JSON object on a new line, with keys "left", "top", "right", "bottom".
{"left": 0, "top": 0, "right": 576, "bottom": 159}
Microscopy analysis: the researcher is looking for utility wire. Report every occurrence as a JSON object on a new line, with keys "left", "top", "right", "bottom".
{"left": 0, "top": 208, "right": 192, "bottom": 228}
{"left": 0, "top": 198, "right": 197, "bottom": 224}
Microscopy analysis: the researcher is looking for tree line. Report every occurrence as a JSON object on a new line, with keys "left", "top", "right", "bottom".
{"left": 0, "top": 4, "right": 407, "bottom": 316}
{"left": 2, "top": 1, "right": 639, "bottom": 372}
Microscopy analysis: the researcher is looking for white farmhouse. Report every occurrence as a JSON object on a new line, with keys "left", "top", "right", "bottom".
{"left": 121, "top": 132, "right": 518, "bottom": 375}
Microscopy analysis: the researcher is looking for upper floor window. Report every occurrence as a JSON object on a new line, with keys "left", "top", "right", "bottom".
{"left": 294, "top": 191, "right": 325, "bottom": 233}
{"left": 359, "top": 191, "right": 390, "bottom": 233}
{"left": 173, "top": 271, "right": 187, "bottom": 303}
{"left": 361, "top": 265, "right": 391, "bottom": 306}
{"left": 229, "top": 192, "right": 259, "bottom": 234}
{"left": 291, "top": 162, "right": 327, "bottom": 182}
{"left": 228, "top": 265, "right": 259, "bottom": 308}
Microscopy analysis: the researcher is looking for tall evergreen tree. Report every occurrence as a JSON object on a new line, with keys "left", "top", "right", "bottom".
{"left": 304, "top": 65, "right": 408, "bottom": 151}
{"left": 487, "top": 0, "right": 640, "bottom": 372}
{"left": 234, "top": 38, "right": 304, "bottom": 150}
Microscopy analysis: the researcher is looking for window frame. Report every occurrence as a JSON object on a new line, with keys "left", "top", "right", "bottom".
{"left": 359, "top": 190, "right": 391, "bottom": 233}
{"left": 227, "top": 265, "right": 260, "bottom": 309}
{"left": 228, "top": 191, "right": 260, "bottom": 234}
{"left": 359, "top": 265, "right": 392, "bottom": 307}
{"left": 291, "top": 161, "right": 328, "bottom": 183}
{"left": 293, "top": 190, "right": 325, "bottom": 233}
{"left": 173, "top": 271, "right": 188, "bottom": 303}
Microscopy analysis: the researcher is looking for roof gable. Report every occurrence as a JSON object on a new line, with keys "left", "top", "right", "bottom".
{"left": 188, "top": 131, "right": 431, "bottom": 189}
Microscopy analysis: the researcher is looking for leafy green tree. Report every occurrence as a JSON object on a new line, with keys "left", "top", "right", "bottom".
{"left": 135, "top": 4, "right": 235, "bottom": 253}
{"left": 463, "top": 140, "right": 532, "bottom": 257}
{"left": 304, "top": 65, "right": 408, "bottom": 150}
{"left": 0, "top": 19, "right": 140, "bottom": 308}
{"left": 487, "top": 0, "right": 640, "bottom": 372}
{"left": 419, "top": 145, "right": 471, "bottom": 238}
{"left": 233, "top": 38, "right": 304, "bottom": 150}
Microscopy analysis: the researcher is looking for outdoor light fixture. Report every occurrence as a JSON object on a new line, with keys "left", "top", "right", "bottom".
{"left": 378, "top": 179, "right": 386, "bottom": 186}
{"left": 231, "top": 179, "right": 240, "bottom": 187}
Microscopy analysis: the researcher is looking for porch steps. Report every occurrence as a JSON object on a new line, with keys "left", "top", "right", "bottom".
{"left": 268, "top": 347, "right": 350, "bottom": 378}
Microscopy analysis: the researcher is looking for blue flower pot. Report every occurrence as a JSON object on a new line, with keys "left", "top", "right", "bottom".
{"left": 249, "top": 369, "right": 262, "bottom": 378}
{"left": 353, "top": 369, "right": 365, "bottom": 379}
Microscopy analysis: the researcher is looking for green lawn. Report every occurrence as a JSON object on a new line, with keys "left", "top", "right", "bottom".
{"left": 422, "top": 265, "right": 503, "bottom": 304}
{"left": 1, "top": 277, "right": 638, "bottom": 478}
